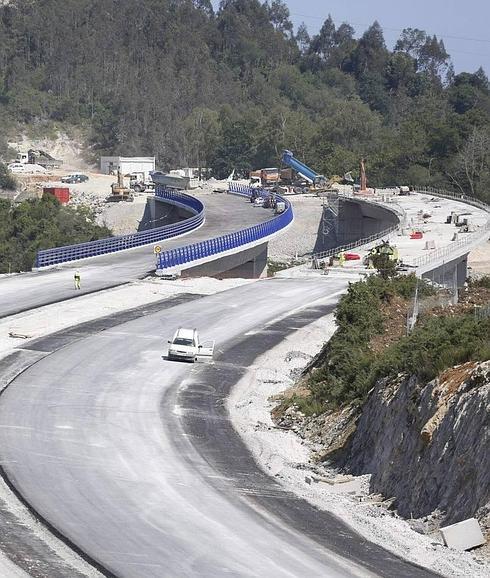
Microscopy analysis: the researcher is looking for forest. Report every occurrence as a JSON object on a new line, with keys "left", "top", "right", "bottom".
{"left": 0, "top": 195, "right": 111, "bottom": 272}
{"left": 0, "top": 0, "right": 489, "bottom": 198}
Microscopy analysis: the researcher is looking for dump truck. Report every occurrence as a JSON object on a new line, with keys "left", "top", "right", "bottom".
{"left": 129, "top": 172, "right": 155, "bottom": 193}
{"left": 281, "top": 150, "right": 327, "bottom": 188}
{"left": 249, "top": 168, "right": 279, "bottom": 187}
{"left": 16, "top": 150, "right": 63, "bottom": 169}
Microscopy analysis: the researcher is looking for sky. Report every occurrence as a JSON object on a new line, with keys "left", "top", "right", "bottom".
{"left": 211, "top": 0, "right": 490, "bottom": 75}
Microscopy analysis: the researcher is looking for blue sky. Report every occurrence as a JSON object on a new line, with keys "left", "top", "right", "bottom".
{"left": 211, "top": 0, "right": 490, "bottom": 75}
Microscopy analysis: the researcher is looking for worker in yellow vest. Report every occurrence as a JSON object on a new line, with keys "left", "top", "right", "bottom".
{"left": 74, "top": 270, "right": 81, "bottom": 290}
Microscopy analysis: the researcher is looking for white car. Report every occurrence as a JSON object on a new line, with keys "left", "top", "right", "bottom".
{"left": 167, "top": 328, "right": 214, "bottom": 362}
{"left": 7, "top": 163, "right": 28, "bottom": 173}
{"left": 8, "top": 163, "right": 47, "bottom": 174}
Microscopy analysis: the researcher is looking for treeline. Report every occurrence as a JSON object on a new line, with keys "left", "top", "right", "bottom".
{"left": 0, "top": 195, "right": 111, "bottom": 272}
{"left": 0, "top": 0, "right": 489, "bottom": 198}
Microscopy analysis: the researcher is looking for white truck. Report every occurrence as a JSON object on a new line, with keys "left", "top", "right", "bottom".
{"left": 129, "top": 172, "right": 156, "bottom": 193}
{"left": 167, "top": 328, "right": 215, "bottom": 362}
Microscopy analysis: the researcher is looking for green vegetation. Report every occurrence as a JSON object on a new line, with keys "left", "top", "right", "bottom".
{"left": 0, "top": 195, "right": 112, "bottom": 272}
{"left": 0, "top": 162, "right": 16, "bottom": 190}
{"left": 370, "top": 252, "right": 398, "bottom": 279}
{"left": 469, "top": 275, "right": 490, "bottom": 290}
{"left": 296, "top": 275, "right": 490, "bottom": 414}
{"left": 0, "top": 1, "right": 489, "bottom": 199}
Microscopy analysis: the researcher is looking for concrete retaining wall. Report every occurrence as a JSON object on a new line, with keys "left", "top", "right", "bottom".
{"left": 315, "top": 198, "right": 399, "bottom": 254}
{"left": 143, "top": 197, "right": 195, "bottom": 232}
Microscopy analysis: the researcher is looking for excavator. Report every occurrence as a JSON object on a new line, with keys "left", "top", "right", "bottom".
{"left": 106, "top": 169, "right": 134, "bottom": 202}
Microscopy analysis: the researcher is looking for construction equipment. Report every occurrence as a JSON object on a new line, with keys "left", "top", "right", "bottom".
{"left": 359, "top": 158, "right": 367, "bottom": 192}
{"left": 281, "top": 150, "right": 327, "bottom": 188}
{"left": 151, "top": 171, "right": 191, "bottom": 190}
{"left": 107, "top": 170, "right": 134, "bottom": 202}
{"left": 16, "top": 150, "right": 63, "bottom": 169}
{"left": 249, "top": 168, "right": 279, "bottom": 187}
{"left": 365, "top": 240, "right": 399, "bottom": 268}
{"left": 129, "top": 172, "right": 155, "bottom": 192}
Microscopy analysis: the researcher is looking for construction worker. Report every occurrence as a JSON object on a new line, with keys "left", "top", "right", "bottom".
{"left": 338, "top": 252, "right": 346, "bottom": 267}
{"left": 74, "top": 270, "right": 81, "bottom": 290}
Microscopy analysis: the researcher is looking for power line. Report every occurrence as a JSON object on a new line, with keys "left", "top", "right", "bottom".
{"left": 290, "top": 11, "right": 490, "bottom": 45}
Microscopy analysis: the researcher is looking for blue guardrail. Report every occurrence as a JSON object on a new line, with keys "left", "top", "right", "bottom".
{"left": 156, "top": 183, "right": 292, "bottom": 271}
{"left": 35, "top": 187, "right": 204, "bottom": 268}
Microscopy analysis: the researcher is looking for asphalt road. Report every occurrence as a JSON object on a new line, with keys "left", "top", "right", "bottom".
{"left": 0, "top": 193, "right": 273, "bottom": 318}
{"left": 0, "top": 278, "right": 438, "bottom": 577}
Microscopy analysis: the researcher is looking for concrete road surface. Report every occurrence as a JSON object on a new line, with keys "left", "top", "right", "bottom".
{"left": 0, "top": 279, "right": 437, "bottom": 577}
{"left": 0, "top": 193, "right": 273, "bottom": 318}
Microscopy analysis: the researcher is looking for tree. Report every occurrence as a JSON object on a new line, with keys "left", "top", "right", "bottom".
{"left": 448, "top": 127, "right": 490, "bottom": 199}
{"left": 449, "top": 69, "right": 490, "bottom": 114}
{"left": 0, "top": 163, "right": 16, "bottom": 190}
{"left": 418, "top": 35, "right": 451, "bottom": 84}
{"left": 266, "top": 0, "right": 293, "bottom": 36}
{"left": 295, "top": 22, "right": 310, "bottom": 55}
{"left": 310, "top": 15, "right": 336, "bottom": 62}
{"left": 352, "top": 21, "right": 388, "bottom": 77}
{"left": 395, "top": 28, "right": 427, "bottom": 59}
{"left": 371, "top": 252, "right": 398, "bottom": 279}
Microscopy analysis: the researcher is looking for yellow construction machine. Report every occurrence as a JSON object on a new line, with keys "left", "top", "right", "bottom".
{"left": 107, "top": 170, "right": 134, "bottom": 202}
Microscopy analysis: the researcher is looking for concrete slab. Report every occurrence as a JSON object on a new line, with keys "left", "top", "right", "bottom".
{"left": 440, "top": 518, "right": 486, "bottom": 550}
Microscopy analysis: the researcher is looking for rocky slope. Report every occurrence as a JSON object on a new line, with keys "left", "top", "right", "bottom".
{"left": 281, "top": 361, "right": 490, "bottom": 536}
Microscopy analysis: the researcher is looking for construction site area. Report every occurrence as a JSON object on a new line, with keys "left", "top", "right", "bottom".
{"left": 0, "top": 135, "right": 489, "bottom": 578}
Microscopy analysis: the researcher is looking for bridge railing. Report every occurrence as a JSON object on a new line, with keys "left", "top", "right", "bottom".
{"left": 156, "top": 184, "right": 293, "bottom": 271}
{"left": 311, "top": 224, "right": 401, "bottom": 261}
{"left": 35, "top": 187, "right": 204, "bottom": 268}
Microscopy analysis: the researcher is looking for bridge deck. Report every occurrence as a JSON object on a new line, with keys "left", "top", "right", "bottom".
{"left": 0, "top": 193, "right": 274, "bottom": 318}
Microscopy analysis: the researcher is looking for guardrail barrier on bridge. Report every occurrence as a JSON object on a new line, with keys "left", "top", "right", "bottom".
{"left": 156, "top": 183, "right": 292, "bottom": 272}
{"left": 35, "top": 187, "right": 204, "bottom": 268}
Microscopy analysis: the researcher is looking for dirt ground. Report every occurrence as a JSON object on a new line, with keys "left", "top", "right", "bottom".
{"left": 468, "top": 241, "right": 490, "bottom": 277}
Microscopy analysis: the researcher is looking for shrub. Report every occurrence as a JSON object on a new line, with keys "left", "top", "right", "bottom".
{"left": 305, "top": 275, "right": 486, "bottom": 411}
{"left": 0, "top": 162, "right": 16, "bottom": 190}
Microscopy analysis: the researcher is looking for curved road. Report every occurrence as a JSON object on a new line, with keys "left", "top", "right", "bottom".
{"left": 0, "top": 193, "right": 273, "bottom": 318}
{"left": 0, "top": 279, "right": 437, "bottom": 577}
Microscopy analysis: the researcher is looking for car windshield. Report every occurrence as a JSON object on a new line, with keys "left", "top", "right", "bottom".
{"left": 173, "top": 338, "right": 193, "bottom": 346}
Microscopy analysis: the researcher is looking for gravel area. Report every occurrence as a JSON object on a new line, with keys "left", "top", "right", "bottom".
{"left": 268, "top": 194, "right": 325, "bottom": 260}
{"left": 469, "top": 241, "right": 490, "bottom": 277}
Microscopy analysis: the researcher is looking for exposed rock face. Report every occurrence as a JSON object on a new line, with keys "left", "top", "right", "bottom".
{"left": 335, "top": 361, "right": 490, "bottom": 529}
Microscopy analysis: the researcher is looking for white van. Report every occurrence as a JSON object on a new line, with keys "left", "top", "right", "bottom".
{"left": 167, "top": 328, "right": 214, "bottom": 362}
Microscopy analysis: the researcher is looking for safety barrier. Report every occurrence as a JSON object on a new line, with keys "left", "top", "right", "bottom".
{"left": 228, "top": 182, "right": 270, "bottom": 198}
{"left": 156, "top": 184, "right": 292, "bottom": 271}
{"left": 35, "top": 187, "right": 204, "bottom": 268}
{"left": 311, "top": 224, "right": 401, "bottom": 261}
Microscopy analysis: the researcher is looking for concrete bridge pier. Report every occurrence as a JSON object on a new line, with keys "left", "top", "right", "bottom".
{"left": 421, "top": 253, "right": 469, "bottom": 288}
{"left": 182, "top": 242, "right": 269, "bottom": 279}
